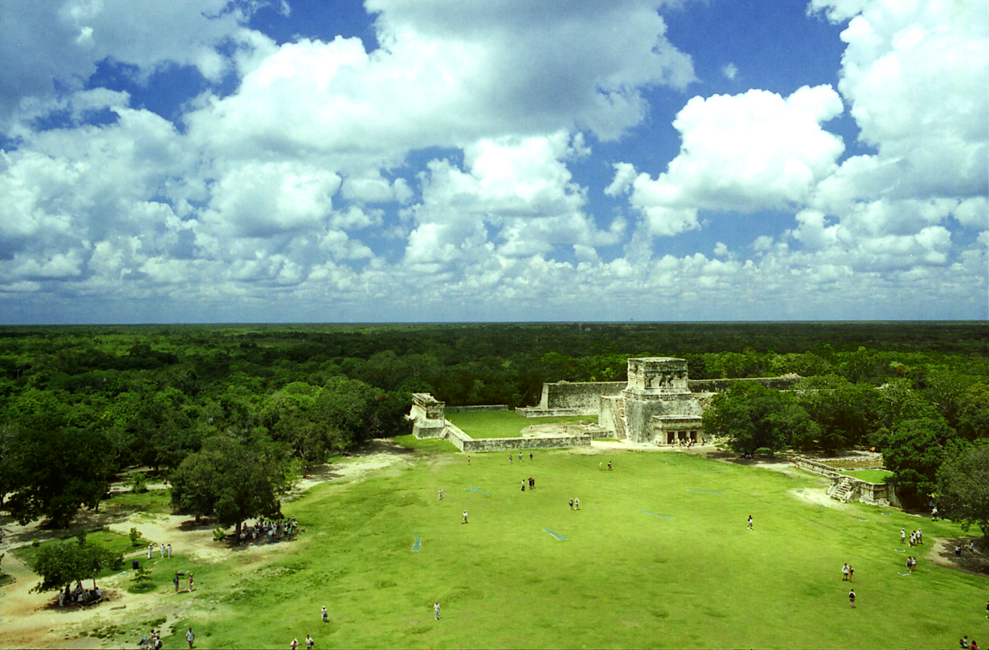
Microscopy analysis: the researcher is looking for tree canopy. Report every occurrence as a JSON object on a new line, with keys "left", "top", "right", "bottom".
{"left": 169, "top": 436, "right": 281, "bottom": 536}
{"left": 936, "top": 439, "right": 989, "bottom": 549}
{"left": 31, "top": 535, "right": 120, "bottom": 593}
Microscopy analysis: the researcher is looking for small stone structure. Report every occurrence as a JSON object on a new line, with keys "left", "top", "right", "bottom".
{"left": 788, "top": 453, "right": 898, "bottom": 507}
{"left": 408, "top": 393, "right": 446, "bottom": 439}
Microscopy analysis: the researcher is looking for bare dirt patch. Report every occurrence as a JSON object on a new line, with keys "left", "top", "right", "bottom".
{"left": 927, "top": 537, "right": 989, "bottom": 578}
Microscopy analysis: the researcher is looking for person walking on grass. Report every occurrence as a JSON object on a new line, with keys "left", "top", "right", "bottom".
{"left": 747, "top": 515, "right": 753, "bottom": 530}
{"left": 574, "top": 497, "right": 580, "bottom": 510}
{"left": 569, "top": 499, "right": 574, "bottom": 510}
{"left": 842, "top": 563, "right": 849, "bottom": 581}
{"left": 848, "top": 565, "right": 854, "bottom": 582}
{"left": 290, "top": 638, "right": 299, "bottom": 650}
{"left": 186, "top": 627, "right": 195, "bottom": 648}
{"left": 322, "top": 605, "right": 328, "bottom": 624}
{"left": 848, "top": 589, "right": 855, "bottom": 608}
{"left": 900, "top": 528, "right": 906, "bottom": 545}
{"left": 306, "top": 634, "right": 314, "bottom": 650}
{"left": 188, "top": 574, "right": 194, "bottom": 592}
{"left": 438, "top": 489, "right": 442, "bottom": 501}
{"left": 462, "top": 510, "right": 468, "bottom": 524}
{"left": 434, "top": 600, "right": 441, "bottom": 619}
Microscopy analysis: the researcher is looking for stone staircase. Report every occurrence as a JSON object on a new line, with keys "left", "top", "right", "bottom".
{"left": 829, "top": 476, "right": 857, "bottom": 502}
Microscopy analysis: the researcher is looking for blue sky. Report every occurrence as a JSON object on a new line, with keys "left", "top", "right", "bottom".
{"left": 0, "top": 0, "right": 986, "bottom": 324}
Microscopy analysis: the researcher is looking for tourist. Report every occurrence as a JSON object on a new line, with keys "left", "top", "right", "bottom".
{"left": 969, "top": 639, "right": 978, "bottom": 650}
{"left": 167, "top": 543, "right": 172, "bottom": 558}
{"left": 608, "top": 461, "right": 612, "bottom": 470}
{"left": 956, "top": 545, "right": 962, "bottom": 557}
{"left": 306, "top": 634, "right": 315, "bottom": 650}
{"left": 569, "top": 499, "right": 574, "bottom": 510}
{"left": 148, "top": 543, "right": 154, "bottom": 559}
{"left": 519, "top": 452, "right": 523, "bottom": 462}
{"left": 186, "top": 627, "right": 195, "bottom": 649}
{"left": 986, "top": 598, "right": 989, "bottom": 618}
{"left": 848, "top": 589, "right": 855, "bottom": 608}
{"left": 438, "top": 489, "right": 442, "bottom": 501}
{"left": 160, "top": 543, "right": 165, "bottom": 558}
{"left": 574, "top": 497, "right": 580, "bottom": 510}
{"left": 188, "top": 574, "right": 194, "bottom": 591}
{"left": 521, "top": 480, "right": 525, "bottom": 492}
{"left": 509, "top": 454, "right": 512, "bottom": 464}
{"left": 848, "top": 565, "right": 854, "bottom": 582}
{"left": 747, "top": 515, "right": 753, "bottom": 530}
{"left": 291, "top": 638, "right": 299, "bottom": 650}
{"left": 173, "top": 574, "right": 180, "bottom": 592}
{"left": 529, "top": 452, "right": 533, "bottom": 461}
{"left": 932, "top": 506, "right": 938, "bottom": 520}
{"left": 842, "top": 563, "right": 849, "bottom": 581}
{"left": 322, "top": 605, "right": 328, "bottom": 623}
{"left": 434, "top": 600, "right": 441, "bottom": 619}
{"left": 918, "top": 529, "right": 923, "bottom": 544}
{"left": 900, "top": 529, "right": 906, "bottom": 545}
{"left": 467, "top": 456, "right": 470, "bottom": 464}
{"left": 961, "top": 636, "right": 970, "bottom": 648}
{"left": 462, "top": 510, "right": 468, "bottom": 524}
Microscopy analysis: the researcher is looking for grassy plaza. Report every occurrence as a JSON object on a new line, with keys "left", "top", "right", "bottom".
{"left": 127, "top": 439, "right": 987, "bottom": 649}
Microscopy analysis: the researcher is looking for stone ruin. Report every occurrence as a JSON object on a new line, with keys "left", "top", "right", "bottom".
{"left": 411, "top": 357, "right": 800, "bottom": 449}
{"left": 599, "top": 357, "right": 704, "bottom": 445}
{"left": 408, "top": 393, "right": 446, "bottom": 439}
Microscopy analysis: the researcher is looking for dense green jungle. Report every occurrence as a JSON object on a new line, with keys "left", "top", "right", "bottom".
{"left": 1, "top": 321, "right": 987, "bottom": 531}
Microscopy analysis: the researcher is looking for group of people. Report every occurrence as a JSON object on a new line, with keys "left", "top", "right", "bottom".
{"left": 900, "top": 528, "right": 923, "bottom": 546}
{"left": 569, "top": 498, "right": 580, "bottom": 510}
{"left": 58, "top": 582, "right": 101, "bottom": 606}
{"left": 147, "top": 542, "right": 173, "bottom": 559}
{"left": 960, "top": 635, "right": 980, "bottom": 650}
{"left": 521, "top": 477, "right": 535, "bottom": 491}
{"left": 240, "top": 516, "right": 299, "bottom": 545}
{"left": 905, "top": 556, "right": 918, "bottom": 572}
{"left": 172, "top": 572, "right": 194, "bottom": 592}
{"left": 140, "top": 629, "right": 163, "bottom": 649}
{"left": 841, "top": 563, "right": 855, "bottom": 582}
{"left": 289, "top": 634, "right": 315, "bottom": 650}
{"left": 509, "top": 452, "right": 534, "bottom": 464}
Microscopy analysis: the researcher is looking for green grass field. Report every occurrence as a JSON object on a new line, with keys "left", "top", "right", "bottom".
{"left": 130, "top": 443, "right": 989, "bottom": 649}
{"left": 837, "top": 469, "right": 894, "bottom": 483}
{"left": 446, "top": 410, "right": 597, "bottom": 438}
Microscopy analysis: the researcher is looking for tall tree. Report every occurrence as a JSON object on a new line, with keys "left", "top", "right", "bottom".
{"left": 936, "top": 439, "right": 989, "bottom": 549}
{"left": 3, "top": 426, "right": 115, "bottom": 528}
{"left": 31, "top": 536, "right": 120, "bottom": 593}
{"left": 882, "top": 416, "right": 957, "bottom": 509}
{"left": 169, "top": 436, "right": 281, "bottom": 538}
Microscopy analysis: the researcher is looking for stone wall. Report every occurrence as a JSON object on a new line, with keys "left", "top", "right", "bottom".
{"left": 442, "top": 421, "right": 471, "bottom": 451}
{"left": 459, "top": 434, "right": 592, "bottom": 453}
{"left": 688, "top": 376, "right": 801, "bottom": 393}
{"left": 516, "top": 407, "right": 588, "bottom": 418}
{"left": 536, "top": 381, "right": 626, "bottom": 413}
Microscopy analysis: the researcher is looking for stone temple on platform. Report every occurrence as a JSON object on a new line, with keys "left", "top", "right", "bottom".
{"left": 598, "top": 357, "right": 705, "bottom": 444}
